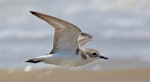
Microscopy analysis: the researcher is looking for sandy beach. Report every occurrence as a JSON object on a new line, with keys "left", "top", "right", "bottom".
{"left": 1, "top": 67, "right": 150, "bottom": 82}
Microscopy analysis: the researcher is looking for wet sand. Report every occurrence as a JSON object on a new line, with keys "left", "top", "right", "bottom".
{"left": 1, "top": 67, "right": 150, "bottom": 82}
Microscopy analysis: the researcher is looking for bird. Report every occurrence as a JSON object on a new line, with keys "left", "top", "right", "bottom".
{"left": 25, "top": 11, "right": 108, "bottom": 67}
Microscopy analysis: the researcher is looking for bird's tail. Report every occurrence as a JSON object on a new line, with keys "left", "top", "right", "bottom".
{"left": 25, "top": 57, "right": 44, "bottom": 63}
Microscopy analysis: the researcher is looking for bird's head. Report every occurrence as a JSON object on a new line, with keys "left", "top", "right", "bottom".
{"left": 85, "top": 48, "right": 108, "bottom": 60}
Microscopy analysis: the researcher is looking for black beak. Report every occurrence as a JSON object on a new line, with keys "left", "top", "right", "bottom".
{"left": 99, "top": 56, "right": 108, "bottom": 59}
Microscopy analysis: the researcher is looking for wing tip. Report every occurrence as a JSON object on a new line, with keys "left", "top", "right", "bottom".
{"left": 30, "top": 11, "right": 43, "bottom": 18}
{"left": 81, "top": 33, "right": 93, "bottom": 38}
{"left": 30, "top": 11, "right": 37, "bottom": 15}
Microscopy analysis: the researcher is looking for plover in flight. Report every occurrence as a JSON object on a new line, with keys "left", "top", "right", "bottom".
{"left": 26, "top": 11, "right": 108, "bottom": 66}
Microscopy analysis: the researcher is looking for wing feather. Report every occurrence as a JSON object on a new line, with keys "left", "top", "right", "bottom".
{"left": 77, "top": 33, "right": 93, "bottom": 48}
{"left": 30, "top": 11, "right": 82, "bottom": 54}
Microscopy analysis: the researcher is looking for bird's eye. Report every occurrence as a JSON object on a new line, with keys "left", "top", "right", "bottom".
{"left": 92, "top": 53, "right": 97, "bottom": 56}
{"left": 88, "top": 52, "right": 98, "bottom": 58}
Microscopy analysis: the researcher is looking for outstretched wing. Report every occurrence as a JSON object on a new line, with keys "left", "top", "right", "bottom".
{"left": 30, "top": 11, "right": 82, "bottom": 54}
{"left": 77, "top": 33, "right": 93, "bottom": 48}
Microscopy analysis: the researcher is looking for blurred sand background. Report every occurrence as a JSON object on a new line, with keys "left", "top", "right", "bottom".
{"left": 1, "top": 68, "right": 150, "bottom": 82}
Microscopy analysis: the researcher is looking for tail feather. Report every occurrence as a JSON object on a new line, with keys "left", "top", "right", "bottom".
{"left": 25, "top": 59, "right": 43, "bottom": 63}
{"left": 26, "top": 55, "right": 52, "bottom": 64}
